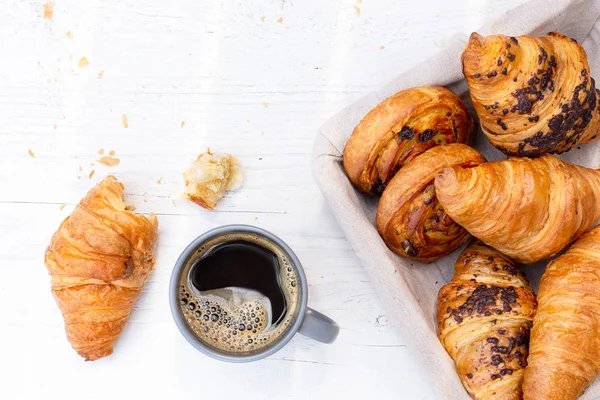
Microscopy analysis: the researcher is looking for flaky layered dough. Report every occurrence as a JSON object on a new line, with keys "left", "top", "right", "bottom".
{"left": 343, "top": 86, "right": 475, "bottom": 195}
{"left": 523, "top": 226, "right": 600, "bottom": 400}
{"left": 44, "top": 176, "right": 158, "bottom": 361}
{"left": 438, "top": 241, "right": 536, "bottom": 400}
{"left": 435, "top": 155, "right": 600, "bottom": 264}
{"left": 376, "top": 144, "right": 485, "bottom": 262}
{"left": 462, "top": 32, "right": 600, "bottom": 156}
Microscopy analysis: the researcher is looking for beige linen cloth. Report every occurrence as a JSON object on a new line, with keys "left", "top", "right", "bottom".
{"left": 312, "top": 0, "right": 600, "bottom": 398}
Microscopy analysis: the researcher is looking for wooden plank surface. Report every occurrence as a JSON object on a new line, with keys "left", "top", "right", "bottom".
{"left": 0, "top": 0, "right": 529, "bottom": 398}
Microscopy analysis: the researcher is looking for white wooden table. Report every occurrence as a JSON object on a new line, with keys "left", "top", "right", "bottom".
{"left": 1, "top": 0, "right": 530, "bottom": 398}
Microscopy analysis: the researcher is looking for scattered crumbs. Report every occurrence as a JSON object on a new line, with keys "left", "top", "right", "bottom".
{"left": 354, "top": 6, "right": 361, "bottom": 13}
{"left": 260, "top": 16, "right": 265, "bottom": 22}
{"left": 28, "top": 149, "right": 35, "bottom": 158}
{"left": 284, "top": 211, "right": 288, "bottom": 214}
{"left": 37, "top": 61, "right": 40, "bottom": 66}
{"left": 380, "top": 45, "right": 385, "bottom": 50}
{"left": 246, "top": 119, "right": 251, "bottom": 123}
{"left": 181, "top": 120, "right": 185, "bottom": 128}
{"left": 125, "top": 204, "right": 136, "bottom": 211}
{"left": 157, "top": 177, "right": 163, "bottom": 184}
{"left": 263, "top": 102, "right": 269, "bottom": 108}
{"left": 277, "top": 17, "right": 283, "bottom": 23}
{"left": 77, "top": 175, "right": 81, "bottom": 180}
{"left": 69, "top": 55, "right": 73, "bottom": 60}
{"left": 43, "top": 2, "right": 54, "bottom": 19}
{"left": 98, "top": 70, "right": 104, "bottom": 78}
{"left": 65, "top": 31, "right": 73, "bottom": 38}
{"left": 60, "top": 203, "right": 67, "bottom": 211}
{"left": 109, "top": 150, "right": 115, "bottom": 156}
{"left": 143, "top": 197, "right": 148, "bottom": 203}
{"left": 89, "top": 170, "right": 95, "bottom": 179}
{"left": 79, "top": 166, "right": 83, "bottom": 172}
{"left": 254, "top": 216, "right": 258, "bottom": 220}
{"left": 357, "top": 0, "right": 362, "bottom": 3}
{"left": 89, "top": 162, "right": 95, "bottom": 166}
{"left": 98, "top": 148, "right": 105, "bottom": 155}
{"left": 47, "top": 79, "right": 51, "bottom": 83}
{"left": 78, "top": 57, "right": 90, "bottom": 68}
{"left": 97, "top": 156, "right": 120, "bottom": 167}
{"left": 122, "top": 114, "right": 128, "bottom": 128}
{"left": 53, "top": 124, "right": 57, "bottom": 130}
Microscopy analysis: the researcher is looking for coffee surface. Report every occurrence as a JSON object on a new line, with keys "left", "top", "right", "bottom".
{"left": 178, "top": 232, "right": 300, "bottom": 354}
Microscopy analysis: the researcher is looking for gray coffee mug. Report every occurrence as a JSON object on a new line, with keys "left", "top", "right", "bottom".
{"left": 169, "top": 224, "right": 340, "bottom": 362}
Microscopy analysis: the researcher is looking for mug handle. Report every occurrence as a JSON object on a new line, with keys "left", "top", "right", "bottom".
{"left": 298, "top": 308, "right": 340, "bottom": 344}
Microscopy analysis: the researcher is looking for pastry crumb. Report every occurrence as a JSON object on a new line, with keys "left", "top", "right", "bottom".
{"left": 354, "top": 6, "right": 361, "bottom": 13}
{"left": 98, "top": 70, "right": 104, "bottom": 78}
{"left": 183, "top": 150, "right": 243, "bottom": 210}
{"left": 98, "top": 148, "right": 104, "bottom": 155}
{"left": 65, "top": 31, "right": 73, "bottom": 38}
{"left": 254, "top": 216, "right": 258, "bottom": 220}
{"left": 43, "top": 2, "right": 54, "bottom": 19}
{"left": 357, "top": 0, "right": 362, "bottom": 3}
{"left": 78, "top": 57, "right": 90, "bottom": 68}
{"left": 60, "top": 203, "right": 67, "bottom": 211}
{"left": 380, "top": 45, "right": 385, "bottom": 50}
{"left": 77, "top": 176, "right": 81, "bottom": 180}
{"left": 157, "top": 177, "right": 163, "bottom": 184}
{"left": 109, "top": 150, "right": 115, "bottom": 156}
{"left": 79, "top": 166, "right": 83, "bottom": 172}
{"left": 53, "top": 124, "right": 57, "bottom": 129}
{"left": 263, "top": 102, "right": 269, "bottom": 108}
{"left": 28, "top": 149, "right": 35, "bottom": 158}
{"left": 98, "top": 156, "right": 120, "bottom": 167}
{"left": 277, "top": 17, "right": 283, "bottom": 23}
{"left": 89, "top": 170, "right": 95, "bottom": 179}
{"left": 181, "top": 121, "right": 185, "bottom": 128}
{"left": 121, "top": 115, "right": 128, "bottom": 128}
{"left": 260, "top": 16, "right": 265, "bottom": 22}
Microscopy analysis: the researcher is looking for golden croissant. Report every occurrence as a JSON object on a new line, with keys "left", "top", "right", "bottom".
{"left": 523, "top": 226, "right": 600, "bottom": 400}
{"left": 434, "top": 155, "right": 600, "bottom": 264}
{"left": 438, "top": 240, "right": 536, "bottom": 400}
{"left": 343, "top": 86, "right": 475, "bottom": 195}
{"left": 44, "top": 176, "right": 158, "bottom": 361}
{"left": 376, "top": 144, "right": 485, "bottom": 262}
{"left": 462, "top": 32, "right": 600, "bottom": 156}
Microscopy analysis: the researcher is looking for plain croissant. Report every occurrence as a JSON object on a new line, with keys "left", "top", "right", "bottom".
{"left": 434, "top": 155, "right": 600, "bottom": 264}
{"left": 44, "top": 176, "right": 158, "bottom": 361}
{"left": 343, "top": 86, "right": 475, "bottom": 195}
{"left": 462, "top": 32, "right": 600, "bottom": 156}
{"left": 523, "top": 226, "right": 600, "bottom": 400}
{"left": 376, "top": 144, "right": 485, "bottom": 262}
{"left": 438, "top": 240, "right": 537, "bottom": 399}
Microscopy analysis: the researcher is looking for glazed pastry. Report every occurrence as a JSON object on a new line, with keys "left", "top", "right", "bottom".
{"left": 462, "top": 32, "right": 600, "bottom": 156}
{"left": 523, "top": 226, "right": 600, "bottom": 400}
{"left": 44, "top": 176, "right": 158, "bottom": 361}
{"left": 183, "top": 150, "right": 243, "bottom": 210}
{"left": 343, "top": 86, "right": 475, "bottom": 195}
{"left": 376, "top": 144, "right": 485, "bottom": 262}
{"left": 435, "top": 155, "right": 600, "bottom": 264}
{"left": 438, "top": 241, "right": 536, "bottom": 400}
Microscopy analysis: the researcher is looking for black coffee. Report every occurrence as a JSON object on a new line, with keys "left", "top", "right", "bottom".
{"left": 178, "top": 232, "right": 300, "bottom": 354}
{"left": 189, "top": 240, "right": 287, "bottom": 325}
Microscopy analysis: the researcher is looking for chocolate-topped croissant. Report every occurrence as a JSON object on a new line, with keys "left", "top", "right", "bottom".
{"left": 438, "top": 241, "right": 536, "bottom": 400}
{"left": 376, "top": 144, "right": 485, "bottom": 262}
{"left": 462, "top": 32, "right": 600, "bottom": 156}
{"left": 343, "top": 86, "right": 475, "bottom": 195}
{"left": 435, "top": 154, "right": 600, "bottom": 264}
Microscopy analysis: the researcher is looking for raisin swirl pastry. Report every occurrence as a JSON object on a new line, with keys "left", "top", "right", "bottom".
{"left": 462, "top": 32, "right": 600, "bottom": 156}
{"left": 438, "top": 241, "right": 537, "bottom": 400}
{"left": 376, "top": 144, "right": 485, "bottom": 263}
{"left": 343, "top": 86, "right": 475, "bottom": 195}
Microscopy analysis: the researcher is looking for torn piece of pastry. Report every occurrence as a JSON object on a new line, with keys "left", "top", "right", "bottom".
{"left": 44, "top": 175, "right": 159, "bottom": 361}
{"left": 183, "top": 150, "right": 243, "bottom": 210}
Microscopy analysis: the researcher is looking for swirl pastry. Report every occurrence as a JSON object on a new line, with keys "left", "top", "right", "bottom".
{"left": 44, "top": 176, "right": 159, "bottom": 360}
{"left": 438, "top": 241, "right": 536, "bottom": 400}
{"left": 462, "top": 32, "right": 600, "bottom": 156}
{"left": 523, "top": 226, "right": 600, "bottom": 400}
{"left": 435, "top": 155, "right": 600, "bottom": 264}
{"left": 343, "top": 86, "right": 475, "bottom": 195}
{"left": 376, "top": 144, "right": 485, "bottom": 262}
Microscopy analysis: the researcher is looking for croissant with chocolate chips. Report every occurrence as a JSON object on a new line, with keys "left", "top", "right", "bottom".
{"left": 376, "top": 144, "right": 485, "bottom": 262}
{"left": 523, "top": 226, "right": 600, "bottom": 400}
{"left": 44, "top": 176, "right": 158, "bottom": 361}
{"left": 343, "top": 86, "right": 475, "bottom": 195}
{"left": 462, "top": 32, "right": 600, "bottom": 156}
{"left": 438, "top": 241, "right": 537, "bottom": 400}
{"left": 435, "top": 154, "right": 600, "bottom": 264}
